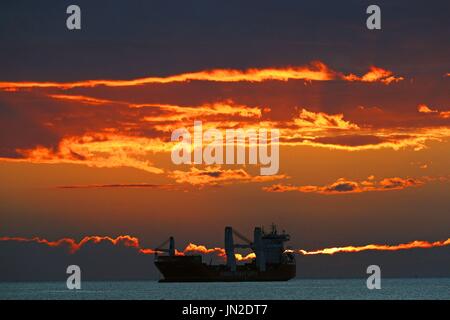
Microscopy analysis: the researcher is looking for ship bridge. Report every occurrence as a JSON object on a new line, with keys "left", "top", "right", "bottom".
{"left": 261, "top": 224, "right": 290, "bottom": 265}
{"left": 225, "top": 224, "right": 292, "bottom": 272}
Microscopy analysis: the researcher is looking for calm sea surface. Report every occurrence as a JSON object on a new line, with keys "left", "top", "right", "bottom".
{"left": 0, "top": 278, "right": 449, "bottom": 300}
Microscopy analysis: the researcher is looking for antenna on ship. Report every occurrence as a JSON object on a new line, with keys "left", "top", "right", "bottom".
{"left": 271, "top": 223, "right": 277, "bottom": 234}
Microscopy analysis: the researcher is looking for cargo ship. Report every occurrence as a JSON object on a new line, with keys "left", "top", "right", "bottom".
{"left": 154, "top": 224, "right": 296, "bottom": 282}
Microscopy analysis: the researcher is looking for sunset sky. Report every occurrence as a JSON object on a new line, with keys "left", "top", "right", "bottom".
{"left": 0, "top": 0, "right": 449, "bottom": 259}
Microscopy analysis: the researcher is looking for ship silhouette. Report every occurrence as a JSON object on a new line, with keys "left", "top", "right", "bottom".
{"left": 154, "top": 224, "right": 296, "bottom": 282}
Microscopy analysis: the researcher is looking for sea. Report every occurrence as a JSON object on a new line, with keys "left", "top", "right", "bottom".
{"left": 0, "top": 278, "right": 449, "bottom": 300}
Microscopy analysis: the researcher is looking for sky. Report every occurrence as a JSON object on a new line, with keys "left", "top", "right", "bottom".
{"left": 0, "top": 1, "right": 449, "bottom": 279}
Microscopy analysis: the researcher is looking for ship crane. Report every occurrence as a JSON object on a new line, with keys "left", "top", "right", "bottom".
{"left": 154, "top": 236, "right": 175, "bottom": 257}
{"left": 225, "top": 226, "right": 266, "bottom": 272}
{"left": 232, "top": 229, "right": 253, "bottom": 247}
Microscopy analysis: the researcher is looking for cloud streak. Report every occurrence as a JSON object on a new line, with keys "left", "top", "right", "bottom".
{"left": 7, "top": 134, "right": 167, "bottom": 174}
{"left": 0, "top": 235, "right": 142, "bottom": 254}
{"left": 0, "top": 62, "right": 403, "bottom": 90}
{"left": 295, "top": 238, "right": 450, "bottom": 255}
{"left": 417, "top": 104, "right": 450, "bottom": 119}
{"left": 1, "top": 235, "right": 448, "bottom": 260}
{"left": 169, "top": 167, "right": 288, "bottom": 186}
{"left": 57, "top": 183, "right": 181, "bottom": 190}
{"left": 342, "top": 66, "right": 404, "bottom": 84}
{"left": 262, "top": 175, "right": 430, "bottom": 194}
{"left": 291, "top": 108, "right": 359, "bottom": 131}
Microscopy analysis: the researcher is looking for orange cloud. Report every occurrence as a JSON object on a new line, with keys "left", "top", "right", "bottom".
{"left": 291, "top": 108, "right": 359, "bottom": 131}
{"left": 0, "top": 61, "right": 335, "bottom": 90}
{"left": 2, "top": 235, "right": 448, "bottom": 260}
{"left": 342, "top": 66, "right": 404, "bottom": 84}
{"left": 439, "top": 111, "right": 450, "bottom": 119}
{"left": 295, "top": 238, "right": 450, "bottom": 255}
{"left": 49, "top": 95, "right": 263, "bottom": 120}
{"left": 142, "top": 101, "right": 263, "bottom": 131}
{"left": 0, "top": 62, "right": 404, "bottom": 91}
{"left": 3, "top": 84, "right": 450, "bottom": 174}
{"left": 3, "top": 118, "right": 450, "bottom": 176}
{"left": 281, "top": 127, "right": 450, "bottom": 152}
{"left": 0, "top": 235, "right": 143, "bottom": 254}
{"left": 47, "top": 94, "right": 362, "bottom": 136}
{"left": 276, "top": 108, "right": 450, "bottom": 152}
{"left": 169, "top": 167, "right": 288, "bottom": 187}
{"left": 7, "top": 133, "right": 169, "bottom": 174}
{"left": 4, "top": 124, "right": 450, "bottom": 175}
{"left": 263, "top": 176, "right": 425, "bottom": 194}
{"left": 183, "top": 243, "right": 226, "bottom": 257}
{"left": 48, "top": 94, "right": 117, "bottom": 106}
{"left": 417, "top": 104, "right": 450, "bottom": 119}
{"left": 45, "top": 94, "right": 265, "bottom": 134}
{"left": 0, "top": 236, "right": 255, "bottom": 261}
{"left": 417, "top": 104, "right": 438, "bottom": 114}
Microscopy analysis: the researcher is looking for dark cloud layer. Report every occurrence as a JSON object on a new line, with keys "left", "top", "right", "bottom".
{"left": 1, "top": 1, "right": 449, "bottom": 81}
{"left": 0, "top": 238, "right": 157, "bottom": 281}
{"left": 0, "top": 238, "right": 449, "bottom": 281}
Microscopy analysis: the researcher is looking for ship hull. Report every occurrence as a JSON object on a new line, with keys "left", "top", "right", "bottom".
{"left": 155, "top": 256, "right": 296, "bottom": 282}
